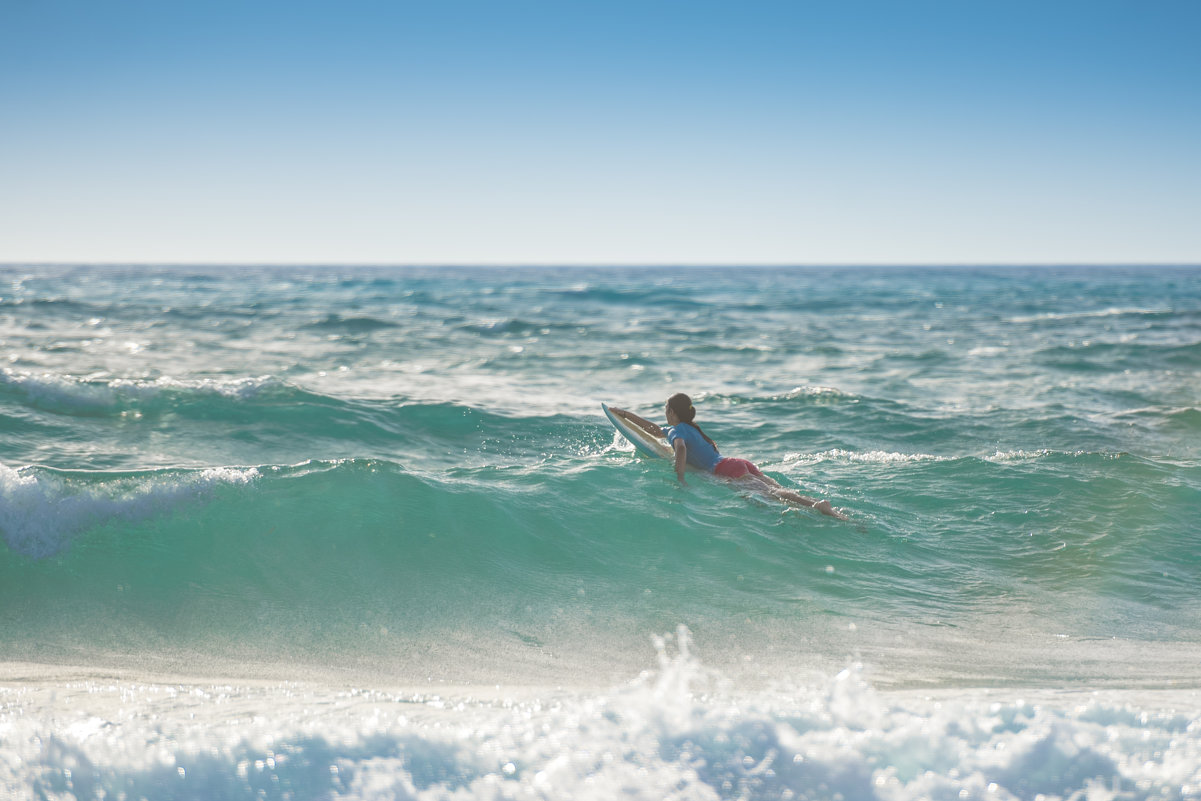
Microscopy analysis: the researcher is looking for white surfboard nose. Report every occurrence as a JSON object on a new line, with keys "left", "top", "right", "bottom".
{"left": 602, "top": 403, "right": 672, "bottom": 459}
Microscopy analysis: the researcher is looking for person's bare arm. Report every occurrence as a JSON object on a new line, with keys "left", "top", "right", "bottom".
{"left": 672, "top": 439, "right": 688, "bottom": 484}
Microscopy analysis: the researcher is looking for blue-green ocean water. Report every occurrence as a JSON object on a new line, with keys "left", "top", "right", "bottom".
{"left": 2, "top": 265, "right": 1200, "bottom": 800}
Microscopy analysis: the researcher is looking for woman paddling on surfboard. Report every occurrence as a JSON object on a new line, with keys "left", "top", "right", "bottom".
{"left": 609, "top": 393, "right": 847, "bottom": 519}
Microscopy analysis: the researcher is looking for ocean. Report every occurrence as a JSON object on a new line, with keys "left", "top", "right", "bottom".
{"left": 2, "top": 264, "right": 1199, "bottom": 800}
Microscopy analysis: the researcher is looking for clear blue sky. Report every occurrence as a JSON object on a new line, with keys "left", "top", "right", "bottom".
{"left": 2, "top": 0, "right": 1198, "bottom": 265}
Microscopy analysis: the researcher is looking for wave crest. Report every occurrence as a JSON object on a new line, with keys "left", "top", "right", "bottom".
{"left": 0, "top": 462, "right": 258, "bottom": 558}
{"left": 0, "top": 369, "right": 289, "bottom": 417}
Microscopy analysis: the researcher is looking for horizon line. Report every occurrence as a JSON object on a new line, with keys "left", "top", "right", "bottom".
{"left": 3, "top": 261, "right": 1199, "bottom": 270}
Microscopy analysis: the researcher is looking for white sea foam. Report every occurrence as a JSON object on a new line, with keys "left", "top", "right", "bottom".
{"left": 0, "top": 369, "right": 287, "bottom": 413}
{"left": 986, "top": 449, "right": 1055, "bottom": 463}
{"left": 783, "top": 449, "right": 950, "bottom": 466}
{"left": 0, "top": 368, "right": 118, "bottom": 412}
{"left": 0, "top": 463, "right": 258, "bottom": 558}
{"left": 983, "top": 449, "right": 1117, "bottom": 463}
{"left": 113, "top": 375, "right": 285, "bottom": 401}
{"left": 782, "top": 385, "right": 853, "bottom": 400}
{"left": 1, "top": 628, "right": 1198, "bottom": 801}
{"left": 1006, "top": 307, "right": 1170, "bottom": 324}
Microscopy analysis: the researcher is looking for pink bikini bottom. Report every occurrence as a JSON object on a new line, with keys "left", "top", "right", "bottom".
{"left": 713, "top": 458, "right": 764, "bottom": 480}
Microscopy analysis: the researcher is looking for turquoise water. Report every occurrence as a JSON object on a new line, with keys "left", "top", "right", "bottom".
{"left": 2, "top": 265, "right": 1200, "bottom": 798}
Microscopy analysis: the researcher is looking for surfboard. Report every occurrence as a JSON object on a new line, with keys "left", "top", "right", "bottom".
{"left": 602, "top": 403, "right": 672, "bottom": 459}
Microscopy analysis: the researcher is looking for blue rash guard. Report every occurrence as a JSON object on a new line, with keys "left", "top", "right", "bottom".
{"left": 665, "top": 423, "right": 722, "bottom": 472}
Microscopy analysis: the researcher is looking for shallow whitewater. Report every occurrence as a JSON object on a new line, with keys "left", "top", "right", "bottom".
{"left": 4, "top": 629, "right": 1200, "bottom": 801}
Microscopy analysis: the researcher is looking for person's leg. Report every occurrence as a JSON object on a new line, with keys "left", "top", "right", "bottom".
{"left": 717, "top": 459, "right": 847, "bottom": 519}
{"left": 741, "top": 474, "right": 808, "bottom": 503}
{"left": 737, "top": 474, "right": 848, "bottom": 520}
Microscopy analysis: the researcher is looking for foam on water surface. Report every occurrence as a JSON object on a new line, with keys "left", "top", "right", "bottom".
{"left": 3, "top": 631, "right": 1199, "bottom": 801}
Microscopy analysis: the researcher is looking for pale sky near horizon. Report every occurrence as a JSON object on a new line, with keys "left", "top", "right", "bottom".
{"left": 2, "top": 1, "right": 1199, "bottom": 266}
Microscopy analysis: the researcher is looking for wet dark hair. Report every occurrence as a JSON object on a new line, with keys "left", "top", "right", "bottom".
{"left": 667, "top": 393, "right": 718, "bottom": 450}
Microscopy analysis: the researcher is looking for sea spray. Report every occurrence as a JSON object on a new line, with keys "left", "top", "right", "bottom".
{"left": 2, "top": 629, "right": 1198, "bottom": 800}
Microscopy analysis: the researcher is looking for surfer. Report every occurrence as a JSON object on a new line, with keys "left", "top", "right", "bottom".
{"left": 609, "top": 394, "right": 847, "bottom": 519}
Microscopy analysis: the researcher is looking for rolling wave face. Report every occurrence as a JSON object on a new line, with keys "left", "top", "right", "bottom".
{"left": 2, "top": 445, "right": 1197, "bottom": 684}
